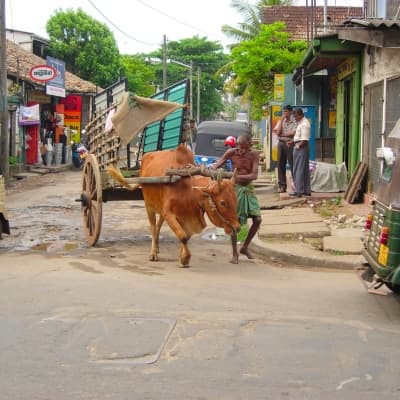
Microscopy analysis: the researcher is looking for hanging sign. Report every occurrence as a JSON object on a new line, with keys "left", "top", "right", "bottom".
{"left": 46, "top": 56, "right": 66, "bottom": 98}
{"left": 29, "top": 65, "right": 57, "bottom": 82}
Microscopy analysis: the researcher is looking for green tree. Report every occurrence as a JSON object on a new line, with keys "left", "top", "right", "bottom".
{"left": 120, "top": 54, "right": 157, "bottom": 97}
{"left": 46, "top": 8, "right": 121, "bottom": 88}
{"left": 148, "top": 36, "right": 230, "bottom": 121}
{"left": 220, "top": 0, "right": 294, "bottom": 116}
{"left": 231, "top": 22, "right": 307, "bottom": 120}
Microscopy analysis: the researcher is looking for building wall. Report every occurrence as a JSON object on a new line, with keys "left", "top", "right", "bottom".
{"left": 363, "top": 47, "right": 400, "bottom": 86}
{"left": 6, "top": 31, "right": 33, "bottom": 53}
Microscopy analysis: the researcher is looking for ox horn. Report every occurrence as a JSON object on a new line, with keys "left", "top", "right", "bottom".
{"left": 231, "top": 168, "right": 237, "bottom": 183}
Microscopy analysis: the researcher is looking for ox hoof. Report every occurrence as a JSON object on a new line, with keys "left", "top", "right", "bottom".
{"left": 179, "top": 263, "right": 190, "bottom": 268}
{"left": 149, "top": 255, "right": 159, "bottom": 261}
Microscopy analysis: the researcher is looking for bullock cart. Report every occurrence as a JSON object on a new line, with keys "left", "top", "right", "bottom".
{"left": 79, "top": 80, "right": 232, "bottom": 246}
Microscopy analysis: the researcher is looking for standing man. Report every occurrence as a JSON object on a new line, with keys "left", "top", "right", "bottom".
{"left": 212, "top": 134, "right": 261, "bottom": 260}
{"left": 273, "top": 104, "right": 297, "bottom": 193}
{"left": 289, "top": 108, "right": 311, "bottom": 197}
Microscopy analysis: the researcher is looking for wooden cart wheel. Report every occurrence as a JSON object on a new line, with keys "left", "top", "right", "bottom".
{"left": 81, "top": 154, "right": 103, "bottom": 246}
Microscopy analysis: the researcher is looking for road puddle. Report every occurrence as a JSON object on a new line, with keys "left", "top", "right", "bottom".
{"left": 31, "top": 241, "right": 79, "bottom": 253}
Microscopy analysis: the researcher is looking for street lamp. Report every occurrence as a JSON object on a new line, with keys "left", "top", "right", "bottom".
{"left": 168, "top": 59, "right": 193, "bottom": 119}
{"left": 146, "top": 56, "right": 194, "bottom": 119}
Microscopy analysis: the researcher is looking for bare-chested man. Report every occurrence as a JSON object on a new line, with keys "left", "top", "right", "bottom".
{"left": 212, "top": 133, "right": 262, "bottom": 261}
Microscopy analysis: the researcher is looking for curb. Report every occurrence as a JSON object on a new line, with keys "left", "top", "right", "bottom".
{"left": 250, "top": 236, "right": 365, "bottom": 270}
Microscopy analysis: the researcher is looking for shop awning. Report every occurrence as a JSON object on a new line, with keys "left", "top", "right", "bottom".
{"left": 293, "top": 34, "right": 364, "bottom": 85}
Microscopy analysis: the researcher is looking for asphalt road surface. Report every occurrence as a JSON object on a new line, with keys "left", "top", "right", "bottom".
{"left": 1, "top": 170, "right": 400, "bottom": 400}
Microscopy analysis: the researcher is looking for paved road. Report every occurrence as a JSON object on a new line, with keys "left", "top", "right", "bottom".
{"left": 1, "top": 170, "right": 400, "bottom": 399}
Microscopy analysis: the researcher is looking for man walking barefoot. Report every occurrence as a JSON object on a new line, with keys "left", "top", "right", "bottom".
{"left": 212, "top": 134, "right": 261, "bottom": 259}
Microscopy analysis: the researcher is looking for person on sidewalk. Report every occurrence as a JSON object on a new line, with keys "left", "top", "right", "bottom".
{"left": 211, "top": 133, "right": 261, "bottom": 259}
{"left": 273, "top": 104, "right": 297, "bottom": 193}
{"left": 288, "top": 108, "right": 311, "bottom": 197}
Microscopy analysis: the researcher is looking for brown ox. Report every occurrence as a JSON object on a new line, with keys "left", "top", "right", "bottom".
{"left": 108, "top": 144, "right": 240, "bottom": 267}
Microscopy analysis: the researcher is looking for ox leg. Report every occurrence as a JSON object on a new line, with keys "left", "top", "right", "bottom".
{"left": 146, "top": 208, "right": 159, "bottom": 261}
{"left": 179, "top": 242, "right": 191, "bottom": 268}
{"left": 163, "top": 214, "right": 191, "bottom": 267}
{"left": 230, "top": 232, "right": 239, "bottom": 264}
{"left": 154, "top": 214, "right": 164, "bottom": 256}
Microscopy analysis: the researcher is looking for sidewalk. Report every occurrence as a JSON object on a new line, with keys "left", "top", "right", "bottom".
{"left": 249, "top": 170, "right": 369, "bottom": 270}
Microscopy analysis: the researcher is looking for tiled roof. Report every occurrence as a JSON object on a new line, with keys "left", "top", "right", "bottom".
{"left": 262, "top": 6, "right": 364, "bottom": 40}
{"left": 6, "top": 39, "right": 99, "bottom": 94}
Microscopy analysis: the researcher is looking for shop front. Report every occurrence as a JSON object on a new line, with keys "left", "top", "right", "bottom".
{"left": 292, "top": 34, "right": 364, "bottom": 177}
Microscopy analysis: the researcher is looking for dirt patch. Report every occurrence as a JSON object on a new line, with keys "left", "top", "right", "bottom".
{"left": 5, "top": 171, "right": 71, "bottom": 196}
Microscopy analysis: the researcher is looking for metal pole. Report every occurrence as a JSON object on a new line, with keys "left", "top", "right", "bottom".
{"left": 0, "top": 0, "right": 9, "bottom": 181}
{"left": 162, "top": 35, "right": 167, "bottom": 89}
{"left": 189, "top": 61, "right": 193, "bottom": 119}
{"left": 196, "top": 67, "right": 201, "bottom": 124}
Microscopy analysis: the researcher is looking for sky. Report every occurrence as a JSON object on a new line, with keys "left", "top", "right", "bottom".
{"left": 5, "top": 0, "right": 363, "bottom": 55}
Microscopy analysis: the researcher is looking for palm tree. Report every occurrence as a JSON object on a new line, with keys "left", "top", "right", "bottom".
{"left": 219, "top": 0, "right": 293, "bottom": 117}
{"left": 222, "top": 0, "right": 293, "bottom": 45}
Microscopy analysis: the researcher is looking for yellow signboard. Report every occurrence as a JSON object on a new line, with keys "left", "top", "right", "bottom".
{"left": 274, "top": 74, "right": 285, "bottom": 102}
{"left": 337, "top": 58, "right": 356, "bottom": 80}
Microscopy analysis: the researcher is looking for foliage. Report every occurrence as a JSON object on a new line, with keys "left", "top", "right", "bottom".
{"left": 46, "top": 8, "right": 121, "bottom": 88}
{"left": 230, "top": 22, "right": 307, "bottom": 120}
{"left": 8, "top": 156, "right": 18, "bottom": 165}
{"left": 120, "top": 55, "right": 157, "bottom": 97}
{"left": 222, "top": 0, "right": 293, "bottom": 47}
{"left": 147, "top": 37, "right": 230, "bottom": 120}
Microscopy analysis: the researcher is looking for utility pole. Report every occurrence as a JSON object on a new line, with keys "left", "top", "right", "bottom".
{"left": 196, "top": 67, "right": 201, "bottom": 124}
{"left": 162, "top": 35, "right": 167, "bottom": 89}
{"left": 0, "top": 0, "right": 9, "bottom": 181}
{"left": 189, "top": 60, "right": 193, "bottom": 119}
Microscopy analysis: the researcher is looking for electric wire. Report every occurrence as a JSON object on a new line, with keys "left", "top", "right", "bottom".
{"left": 87, "top": 0, "right": 158, "bottom": 46}
{"left": 135, "top": 0, "right": 209, "bottom": 35}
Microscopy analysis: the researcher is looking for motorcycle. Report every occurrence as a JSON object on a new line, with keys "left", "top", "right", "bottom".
{"left": 71, "top": 141, "right": 88, "bottom": 168}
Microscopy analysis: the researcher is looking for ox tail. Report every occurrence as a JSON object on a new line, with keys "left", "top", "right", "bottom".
{"left": 107, "top": 165, "right": 140, "bottom": 191}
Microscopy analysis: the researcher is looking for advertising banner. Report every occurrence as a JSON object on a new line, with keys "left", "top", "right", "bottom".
{"left": 46, "top": 56, "right": 66, "bottom": 98}
{"left": 19, "top": 104, "right": 40, "bottom": 126}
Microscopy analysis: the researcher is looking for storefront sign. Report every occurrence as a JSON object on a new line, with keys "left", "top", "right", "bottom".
{"left": 19, "top": 104, "right": 40, "bottom": 125}
{"left": 27, "top": 90, "right": 51, "bottom": 104}
{"left": 273, "top": 74, "right": 285, "bottom": 102}
{"left": 60, "top": 95, "right": 82, "bottom": 112}
{"left": 337, "top": 58, "right": 356, "bottom": 80}
{"left": 62, "top": 95, "right": 82, "bottom": 142}
{"left": 46, "top": 57, "right": 66, "bottom": 98}
{"left": 29, "top": 65, "right": 57, "bottom": 82}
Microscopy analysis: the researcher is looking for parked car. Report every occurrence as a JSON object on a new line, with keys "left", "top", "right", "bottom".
{"left": 362, "top": 118, "right": 400, "bottom": 293}
{"left": 194, "top": 120, "right": 251, "bottom": 171}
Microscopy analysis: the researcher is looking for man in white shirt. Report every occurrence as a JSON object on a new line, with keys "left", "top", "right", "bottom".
{"left": 289, "top": 108, "right": 311, "bottom": 197}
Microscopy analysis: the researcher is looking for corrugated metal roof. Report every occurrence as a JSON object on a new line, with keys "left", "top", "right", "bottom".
{"left": 344, "top": 18, "right": 400, "bottom": 29}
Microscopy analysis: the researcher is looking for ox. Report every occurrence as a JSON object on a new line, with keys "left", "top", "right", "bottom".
{"left": 108, "top": 144, "right": 240, "bottom": 267}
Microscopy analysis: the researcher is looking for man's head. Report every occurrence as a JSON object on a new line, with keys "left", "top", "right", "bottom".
{"left": 293, "top": 107, "right": 304, "bottom": 122}
{"left": 282, "top": 104, "right": 293, "bottom": 119}
{"left": 237, "top": 134, "right": 252, "bottom": 154}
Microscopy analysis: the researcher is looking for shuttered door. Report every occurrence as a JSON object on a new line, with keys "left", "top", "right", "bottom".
{"left": 385, "top": 77, "right": 400, "bottom": 140}
{"left": 365, "top": 81, "right": 383, "bottom": 192}
{"left": 364, "top": 82, "right": 383, "bottom": 193}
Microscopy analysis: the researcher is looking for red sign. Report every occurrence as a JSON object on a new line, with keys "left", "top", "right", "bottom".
{"left": 60, "top": 95, "right": 82, "bottom": 112}
{"left": 29, "top": 65, "right": 57, "bottom": 82}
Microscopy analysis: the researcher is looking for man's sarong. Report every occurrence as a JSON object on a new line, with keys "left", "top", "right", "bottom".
{"left": 236, "top": 184, "right": 261, "bottom": 225}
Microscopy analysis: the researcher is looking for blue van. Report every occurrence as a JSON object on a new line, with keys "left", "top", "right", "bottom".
{"left": 194, "top": 120, "right": 251, "bottom": 171}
